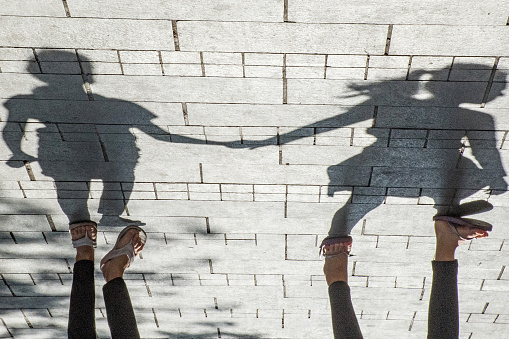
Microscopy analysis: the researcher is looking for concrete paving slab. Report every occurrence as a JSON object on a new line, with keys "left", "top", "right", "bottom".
{"left": 178, "top": 22, "right": 388, "bottom": 54}
{"left": 0, "top": 17, "right": 175, "bottom": 50}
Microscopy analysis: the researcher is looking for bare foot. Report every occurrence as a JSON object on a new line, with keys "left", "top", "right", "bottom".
{"left": 323, "top": 242, "right": 350, "bottom": 286}
{"left": 435, "top": 220, "right": 488, "bottom": 244}
{"left": 70, "top": 225, "right": 96, "bottom": 262}
{"left": 434, "top": 220, "right": 488, "bottom": 261}
{"left": 101, "top": 229, "right": 145, "bottom": 283}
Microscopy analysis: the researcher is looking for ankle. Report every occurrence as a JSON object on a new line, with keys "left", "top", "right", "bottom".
{"left": 101, "top": 257, "right": 128, "bottom": 283}
{"left": 434, "top": 243, "right": 457, "bottom": 261}
{"left": 102, "top": 266, "right": 124, "bottom": 283}
{"left": 323, "top": 255, "right": 349, "bottom": 286}
{"left": 76, "top": 247, "right": 94, "bottom": 262}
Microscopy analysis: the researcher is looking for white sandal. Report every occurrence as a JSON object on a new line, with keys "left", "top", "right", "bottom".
{"left": 100, "top": 225, "right": 147, "bottom": 270}
{"left": 69, "top": 220, "right": 98, "bottom": 248}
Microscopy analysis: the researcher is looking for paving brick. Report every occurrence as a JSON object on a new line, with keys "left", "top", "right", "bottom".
{"left": 327, "top": 55, "right": 367, "bottom": 68}
{"left": 202, "top": 163, "right": 371, "bottom": 185}
{"left": 162, "top": 63, "right": 203, "bottom": 77}
{"left": 371, "top": 167, "right": 507, "bottom": 190}
{"left": 202, "top": 52, "right": 242, "bottom": 65}
{"left": 66, "top": 0, "right": 283, "bottom": 21}
{"left": 178, "top": 22, "right": 388, "bottom": 54}
{"left": 244, "top": 53, "right": 284, "bottom": 66}
{"left": 410, "top": 56, "right": 454, "bottom": 69}
{"left": 0, "top": 259, "right": 69, "bottom": 274}
{"left": 370, "top": 56, "right": 410, "bottom": 69}
{"left": 160, "top": 51, "right": 201, "bottom": 64}
{"left": 1, "top": 0, "right": 64, "bottom": 16}
{"left": 449, "top": 69, "right": 492, "bottom": 82}
{"left": 154, "top": 183, "right": 188, "bottom": 192}
{"left": 282, "top": 144, "right": 460, "bottom": 167}
{"left": 77, "top": 49, "right": 119, "bottom": 62}
{"left": 286, "top": 54, "right": 325, "bottom": 67}
{"left": 286, "top": 234, "right": 318, "bottom": 260}
{"left": 0, "top": 190, "right": 24, "bottom": 198}
{"left": 0, "top": 48, "right": 35, "bottom": 61}
{"left": 290, "top": 79, "right": 488, "bottom": 106}
{"left": 121, "top": 63, "right": 163, "bottom": 76}
{"left": 204, "top": 64, "right": 243, "bottom": 77}
{"left": 289, "top": 0, "right": 509, "bottom": 25}
{"left": 138, "top": 141, "right": 278, "bottom": 165}
{"left": 326, "top": 67, "right": 366, "bottom": 80}
{"left": 286, "top": 66, "right": 324, "bottom": 79}
{"left": 0, "top": 17, "right": 175, "bottom": 50}
{"left": 495, "top": 70, "right": 509, "bottom": 82}
{"left": 127, "top": 200, "right": 285, "bottom": 218}
{"left": 0, "top": 163, "right": 35, "bottom": 181}
{"left": 186, "top": 103, "right": 373, "bottom": 127}
{"left": 367, "top": 68, "right": 408, "bottom": 80}
{"left": 244, "top": 65, "right": 282, "bottom": 78}
{"left": 117, "top": 50, "right": 159, "bottom": 64}
{"left": 391, "top": 26, "right": 509, "bottom": 56}
{"left": 90, "top": 76, "right": 282, "bottom": 103}
{"left": 35, "top": 50, "right": 77, "bottom": 62}
{"left": 0, "top": 73, "right": 88, "bottom": 100}
{"left": 0, "top": 61, "right": 39, "bottom": 73}
{"left": 221, "top": 184, "right": 253, "bottom": 193}
{"left": 389, "top": 138, "right": 426, "bottom": 148}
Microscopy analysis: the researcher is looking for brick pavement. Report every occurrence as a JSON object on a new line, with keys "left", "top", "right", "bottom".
{"left": 1, "top": 1, "right": 509, "bottom": 338}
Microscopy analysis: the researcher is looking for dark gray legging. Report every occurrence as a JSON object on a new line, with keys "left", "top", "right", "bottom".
{"left": 68, "top": 260, "right": 140, "bottom": 339}
{"left": 427, "top": 260, "right": 459, "bottom": 339}
{"left": 329, "top": 260, "right": 459, "bottom": 339}
{"left": 328, "top": 281, "right": 363, "bottom": 339}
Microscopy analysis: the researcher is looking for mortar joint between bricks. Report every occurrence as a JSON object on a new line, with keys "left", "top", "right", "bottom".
{"left": 61, "top": 0, "right": 71, "bottom": 17}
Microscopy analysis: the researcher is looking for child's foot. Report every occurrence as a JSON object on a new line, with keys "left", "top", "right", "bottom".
{"left": 434, "top": 220, "right": 488, "bottom": 261}
{"left": 435, "top": 220, "right": 488, "bottom": 246}
{"left": 323, "top": 242, "right": 351, "bottom": 286}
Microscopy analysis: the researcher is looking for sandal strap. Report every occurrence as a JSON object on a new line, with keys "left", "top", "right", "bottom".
{"left": 319, "top": 236, "right": 352, "bottom": 258}
{"left": 434, "top": 215, "right": 491, "bottom": 241}
{"left": 448, "top": 223, "right": 469, "bottom": 241}
{"left": 324, "top": 252, "right": 350, "bottom": 259}
{"left": 72, "top": 230, "right": 96, "bottom": 248}
{"left": 69, "top": 221, "right": 98, "bottom": 248}
{"left": 100, "top": 242, "right": 135, "bottom": 270}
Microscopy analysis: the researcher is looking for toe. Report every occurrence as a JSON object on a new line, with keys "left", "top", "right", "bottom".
{"left": 71, "top": 226, "right": 85, "bottom": 241}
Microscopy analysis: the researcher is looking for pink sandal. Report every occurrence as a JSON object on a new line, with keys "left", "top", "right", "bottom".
{"left": 433, "top": 215, "right": 492, "bottom": 241}
{"left": 319, "top": 236, "right": 352, "bottom": 258}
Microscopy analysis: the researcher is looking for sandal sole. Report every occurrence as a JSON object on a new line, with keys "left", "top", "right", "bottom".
{"left": 433, "top": 216, "right": 492, "bottom": 232}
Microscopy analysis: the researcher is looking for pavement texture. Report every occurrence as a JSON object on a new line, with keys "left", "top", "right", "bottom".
{"left": 1, "top": 1, "right": 509, "bottom": 338}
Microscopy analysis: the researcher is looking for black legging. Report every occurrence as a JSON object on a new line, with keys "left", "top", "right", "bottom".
{"left": 68, "top": 260, "right": 140, "bottom": 339}
{"left": 329, "top": 260, "right": 459, "bottom": 339}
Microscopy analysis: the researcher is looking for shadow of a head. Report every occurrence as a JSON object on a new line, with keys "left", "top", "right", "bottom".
{"left": 341, "top": 64, "right": 507, "bottom": 107}
{"left": 29, "top": 49, "right": 95, "bottom": 84}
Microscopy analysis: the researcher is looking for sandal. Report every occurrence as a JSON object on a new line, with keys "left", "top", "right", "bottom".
{"left": 433, "top": 215, "right": 492, "bottom": 241}
{"left": 100, "top": 225, "right": 147, "bottom": 270}
{"left": 69, "top": 220, "right": 98, "bottom": 248}
{"left": 319, "top": 236, "right": 352, "bottom": 258}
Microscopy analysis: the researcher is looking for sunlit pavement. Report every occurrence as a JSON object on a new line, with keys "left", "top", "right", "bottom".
{"left": 1, "top": 2, "right": 509, "bottom": 338}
